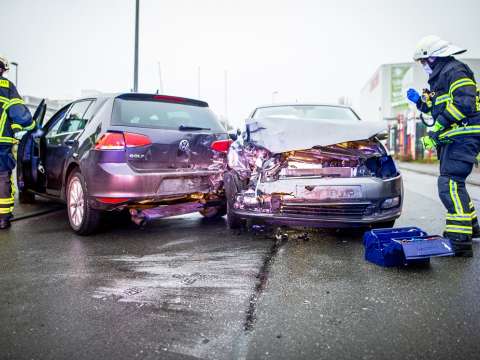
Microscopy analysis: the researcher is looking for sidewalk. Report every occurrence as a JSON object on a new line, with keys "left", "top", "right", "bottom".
{"left": 398, "top": 161, "right": 480, "bottom": 186}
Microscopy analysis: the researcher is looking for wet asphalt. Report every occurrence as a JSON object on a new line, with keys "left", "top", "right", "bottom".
{"left": 1, "top": 170, "right": 479, "bottom": 360}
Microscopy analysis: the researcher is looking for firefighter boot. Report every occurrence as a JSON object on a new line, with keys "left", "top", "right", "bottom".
{"left": 444, "top": 232, "right": 473, "bottom": 257}
{"left": 0, "top": 217, "right": 10, "bottom": 230}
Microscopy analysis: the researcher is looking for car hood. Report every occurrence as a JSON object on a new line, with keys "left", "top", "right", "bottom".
{"left": 246, "top": 117, "right": 386, "bottom": 154}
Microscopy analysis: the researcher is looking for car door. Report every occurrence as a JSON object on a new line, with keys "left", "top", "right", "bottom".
{"left": 43, "top": 99, "right": 95, "bottom": 195}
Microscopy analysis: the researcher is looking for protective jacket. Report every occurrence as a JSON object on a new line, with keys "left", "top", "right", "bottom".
{"left": 0, "top": 76, "right": 34, "bottom": 171}
{"left": 416, "top": 57, "right": 480, "bottom": 251}
{"left": 0, "top": 76, "right": 34, "bottom": 144}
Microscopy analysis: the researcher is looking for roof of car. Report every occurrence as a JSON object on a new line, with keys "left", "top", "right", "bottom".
{"left": 254, "top": 103, "right": 352, "bottom": 109}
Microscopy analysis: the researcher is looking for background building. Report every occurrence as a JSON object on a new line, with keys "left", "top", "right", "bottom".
{"left": 358, "top": 59, "right": 480, "bottom": 160}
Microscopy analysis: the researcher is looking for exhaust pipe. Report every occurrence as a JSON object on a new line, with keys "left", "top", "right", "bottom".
{"left": 130, "top": 202, "right": 204, "bottom": 226}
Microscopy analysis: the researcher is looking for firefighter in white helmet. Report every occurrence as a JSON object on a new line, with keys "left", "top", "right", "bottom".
{"left": 0, "top": 55, "right": 35, "bottom": 229}
{"left": 406, "top": 36, "right": 480, "bottom": 257}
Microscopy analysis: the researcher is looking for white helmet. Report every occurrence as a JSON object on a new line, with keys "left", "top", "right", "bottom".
{"left": 413, "top": 35, "right": 466, "bottom": 61}
{"left": 0, "top": 55, "right": 9, "bottom": 71}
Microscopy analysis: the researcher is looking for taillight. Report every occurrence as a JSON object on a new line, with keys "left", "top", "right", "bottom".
{"left": 95, "top": 132, "right": 151, "bottom": 150}
{"left": 95, "top": 133, "right": 125, "bottom": 150}
{"left": 211, "top": 139, "right": 232, "bottom": 153}
{"left": 124, "top": 133, "right": 151, "bottom": 147}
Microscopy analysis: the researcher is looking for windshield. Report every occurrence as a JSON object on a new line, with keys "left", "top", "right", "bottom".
{"left": 112, "top": 99, "right": 225, "bottom": 132}
{"left": 253, "top": 105, "right": 360, "bottom": 121}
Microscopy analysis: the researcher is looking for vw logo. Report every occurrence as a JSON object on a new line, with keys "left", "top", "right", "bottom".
{"left": 179, "top": 139, "right": 190, "bottom": 152}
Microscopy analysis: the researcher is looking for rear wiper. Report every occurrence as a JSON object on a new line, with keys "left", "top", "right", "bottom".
{"left": 178, "top": 125, "right": 211, "bottom": 131}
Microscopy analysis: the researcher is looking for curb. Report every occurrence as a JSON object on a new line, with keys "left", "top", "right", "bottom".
{"left": 398, "top": 165, "right": 480, "bottom": 187}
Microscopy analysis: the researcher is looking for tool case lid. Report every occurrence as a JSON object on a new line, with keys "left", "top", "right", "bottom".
{"left": 393, "top": 235, "right": 454, "bottom": 259}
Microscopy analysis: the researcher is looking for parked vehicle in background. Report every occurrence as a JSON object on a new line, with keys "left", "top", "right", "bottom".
{"left": 224, "top": 104, "right": 403, "bottom": 229}
{"left": 17, "top": 94, "right": 230, "bottom": 235}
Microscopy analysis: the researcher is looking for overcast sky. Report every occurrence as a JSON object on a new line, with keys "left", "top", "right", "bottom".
{"left": 2, "top": 0, "right": 479, "bottom": 127}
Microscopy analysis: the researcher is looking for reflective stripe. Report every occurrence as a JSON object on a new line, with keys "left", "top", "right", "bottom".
{"left": 435, "top": 94, "right": 451, "bottom": 105}
{"left": 0, "top": 96, "right": 9, "bottom": 105}
{"left": 446, "top": 102, "right": 465, "bottom": 121}
{"left": 445, "top": 225, "right": 473, "bottom": 235}
{"left": 446, "top": 214, "right": 471, "bottom": 221}
{"left": 0, "top": 207, "right": 14, "bottom": 214}
{"left": 449, "top": 78, "right": 477, "bottom": 98}
{"left": 0, "top": 136, "right": 18, "bottom": 144}
{"left": 439, "top": 125, "right": 480, "bottom": 139}
{"left": 449, "top": 180, "right": 464, "bottom": 214}
{"left": 11, "top": 120, "right": 35, "bottom": 132}
{"left": 22, "top": 120, "right": 36, "bottom": 131}
{"left": 0, "top": 197, "right": 15, "bottom": 205}
{"left": 4, "top": 98, "right": 25, "bottom": 110}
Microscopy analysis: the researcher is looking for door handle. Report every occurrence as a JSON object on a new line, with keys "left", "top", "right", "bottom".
{"left": 64, "top": 139, "right": 78, "bottom": 146}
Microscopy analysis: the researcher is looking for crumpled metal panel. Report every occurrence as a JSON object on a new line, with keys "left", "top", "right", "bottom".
{"left": 246, "top": 116, "right": 386, "bottom": 154}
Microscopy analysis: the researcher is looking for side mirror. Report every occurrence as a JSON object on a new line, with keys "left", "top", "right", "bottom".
{"left": 376, "top": 130, "right": 389, "bottom": 141}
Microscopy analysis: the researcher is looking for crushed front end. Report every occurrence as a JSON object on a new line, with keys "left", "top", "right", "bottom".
{"left": 226, "top": 138, "right": 403, "bottom": 228}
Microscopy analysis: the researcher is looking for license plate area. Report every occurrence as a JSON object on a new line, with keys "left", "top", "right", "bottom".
{"left": 157, "top": 177, "right": 209, "bottom": 195}
{"left": 296, "top": 185, "right": 363, "bottom": 200}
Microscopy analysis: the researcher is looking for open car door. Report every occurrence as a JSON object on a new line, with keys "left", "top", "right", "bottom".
{"left": 17, "top": 99, "right": 47, "bottom": 195}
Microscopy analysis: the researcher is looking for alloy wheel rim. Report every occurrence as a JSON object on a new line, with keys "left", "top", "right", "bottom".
{"left": 68, "top": 178, "right": 84, "bottom": 228}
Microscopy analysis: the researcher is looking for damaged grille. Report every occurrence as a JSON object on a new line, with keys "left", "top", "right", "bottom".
{"left": 280, "top": 202, "right": 371, "bottom": 218}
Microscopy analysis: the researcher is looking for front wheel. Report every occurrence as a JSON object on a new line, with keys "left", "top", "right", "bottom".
{"left": 199, "top": 205, "right": 227, "bottom": 219}
{"left": 67, "top": 170, "right": 102, "bottom": 235}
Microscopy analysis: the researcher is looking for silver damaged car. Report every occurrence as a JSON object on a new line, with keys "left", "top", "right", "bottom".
{"left": 223, "top": 104, "right": 403, "bottom": 229}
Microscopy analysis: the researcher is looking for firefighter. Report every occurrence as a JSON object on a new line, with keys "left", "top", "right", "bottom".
{"left": 407, "top": 35, "right": 480, "bottom": 257}
{"left": 0, "top": 55, "right": 35, "bottom": 229}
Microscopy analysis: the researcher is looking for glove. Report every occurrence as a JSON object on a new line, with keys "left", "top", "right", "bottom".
{"left": 407, "top": 88, "right": 420, "bottom": 104}
{"left": 431, "top": 121, "right": 444, "bottom": 132}
{"left": 32, "top": 129, "right": 44, "bottom": 138}
{"left": 420, "top": 135, "right": 437, "bottom": 150}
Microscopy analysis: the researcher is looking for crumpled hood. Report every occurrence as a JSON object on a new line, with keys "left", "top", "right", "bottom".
{"left": 245, "top": 116, "right": 386, "bottom": 154}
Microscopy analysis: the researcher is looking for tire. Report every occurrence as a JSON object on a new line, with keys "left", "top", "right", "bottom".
{"left": 372, "top": 220, "right": 396, "bottom": 229}
{"left": 199, "top": 205, "right": 227, "bottom": 219}
{"left": 18, "top": 190, "right": 35, "bottom": 204}
{"left": 66, "top": 170, "right": 102, "bottom": 235}
{"left": 227, "top": 200, "right": 245, "bottom": 229}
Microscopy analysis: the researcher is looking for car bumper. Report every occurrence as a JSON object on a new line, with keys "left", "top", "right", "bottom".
{"left": 86, "top": 162, "right": 225, "bottom": 209}
{"left": 232, "top": 174, "right": 403, "bottom": 228}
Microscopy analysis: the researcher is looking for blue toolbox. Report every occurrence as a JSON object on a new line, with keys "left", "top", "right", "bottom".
{"left": 363, "top": 227, "right": 454, "bottom": 267}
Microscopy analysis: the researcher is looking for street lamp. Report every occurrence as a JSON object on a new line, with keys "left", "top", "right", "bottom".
{"left": 10, "top": 62, "right": 18, "bottom": 87}
{"left": 272, "top": 91, "right": 279, "bottom": 103}
{"left": 133, "top": 0, "right": 140, "bottom": 92}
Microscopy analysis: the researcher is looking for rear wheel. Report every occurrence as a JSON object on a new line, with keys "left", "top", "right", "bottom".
{"left": 18, "top": 190, "right": 35, "bottom": 204}
{"left": 199, "top": 205, "right": 227, "bottom": 219}
{"left": 67, "top": 170, "right": 102, "bottom": 235}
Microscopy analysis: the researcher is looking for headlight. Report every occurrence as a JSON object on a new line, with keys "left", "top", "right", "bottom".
{"left": 381, "top": 196, "right": 400, "bottom": 209}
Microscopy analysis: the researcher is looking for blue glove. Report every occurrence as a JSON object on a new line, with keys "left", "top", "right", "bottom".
{"left": 407, "top": 88, "right": 420, "bottom": 104}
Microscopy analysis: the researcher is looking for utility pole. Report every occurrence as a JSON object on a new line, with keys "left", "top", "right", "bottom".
{"left": 157, "top": 62, "right": 164, "bottom": 94}
{"left": 224, "top": 69, "right": 229, "bottom": 130}
{"left": 133, "top": 0, "right": 140, "bottom": 92}
{"left": 197, "top": 66, "right": 201, "bottom": 98}
{"left": 10, "top": 62, "right": 18, "bottom": 87}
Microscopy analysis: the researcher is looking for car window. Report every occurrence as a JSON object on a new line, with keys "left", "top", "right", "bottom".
{"left": 112, "top": 99, "right": 225, "bottom": 132}
{"left": 45, "top": 107, "right": 69, "bottom": 138}
{"left": 58, "top": 100, "right": 95, "bottom": 134}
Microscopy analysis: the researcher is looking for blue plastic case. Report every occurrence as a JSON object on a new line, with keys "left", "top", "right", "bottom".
{"left": 363, "top": 227, "right": 454, "bottom": 267}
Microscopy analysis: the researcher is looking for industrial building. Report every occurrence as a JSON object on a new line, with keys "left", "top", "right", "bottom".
{"left": 358, "top": 59, "right": 480, "bottom": 160}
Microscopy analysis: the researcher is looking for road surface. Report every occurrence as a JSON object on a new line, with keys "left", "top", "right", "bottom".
{"left": 0, "top": 170, "right": 479, "bottom": 360}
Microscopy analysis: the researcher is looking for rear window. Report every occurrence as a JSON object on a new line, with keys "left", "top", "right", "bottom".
{"left": 112, "top": 99, "right": 225, "bottom": 132}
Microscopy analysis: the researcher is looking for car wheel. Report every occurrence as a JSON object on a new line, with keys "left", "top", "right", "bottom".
{"left": 226, "top": 196, "right": 245, "bottom": 229}
{"left": 199, "top": 205, "right": 227, "bottom": 219}
{"left": 67, "top": 170, "right": 102, "bottom": 235}
{"left": 372, "top": 220, "right": 396, "bottom": 229}
{"left": 18, "top": 190, "right": 35, "bottom": 204}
